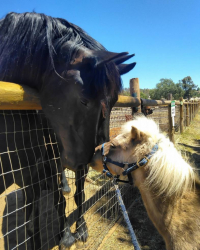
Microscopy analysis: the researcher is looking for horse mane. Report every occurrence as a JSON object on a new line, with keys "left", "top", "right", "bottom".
{"left": 0, "top": 12, "right": 122, "bottom": 96}
{"left": 121, "top": 116, "right": 196, "bottom": 198}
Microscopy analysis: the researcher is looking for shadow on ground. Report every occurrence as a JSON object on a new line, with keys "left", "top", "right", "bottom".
{"left": 178, "top": 141, "right": 200, "bottom": 169}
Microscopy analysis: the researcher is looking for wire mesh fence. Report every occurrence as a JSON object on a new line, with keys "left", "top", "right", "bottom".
{"left": 110, "top": 105, "right": 196, "bottom": 137}
{"left": 148, "top": 106, "right": 181, "bottom": 134}
{"left": 110, "top": 106, "right": 177, "bottom": 136}
{"left": 0, "top": 109, "right": 135, "bottom": 250}
{"left": 0, "top": 110, "right": 63, "bottom": 250}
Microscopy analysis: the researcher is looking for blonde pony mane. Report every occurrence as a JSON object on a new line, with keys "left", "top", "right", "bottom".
{"left": 121, "top": 116, "right": 195, "bottom": 197}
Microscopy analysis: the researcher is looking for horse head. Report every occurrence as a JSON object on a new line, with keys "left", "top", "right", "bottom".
{"left": 40, "top": 44, "right": 136, "bottom": 171}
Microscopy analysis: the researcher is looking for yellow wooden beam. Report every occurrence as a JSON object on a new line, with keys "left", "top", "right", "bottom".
{"left": 0, "top": 81, "right": 141, "bottom": 110}
{"left": 0, "top": 81, "right": 42, "bottom": 110}
{"left": 1, "top": 81, "right": 198, "bottom": 110}
{"left": 114, "top": 95, "right": 140, "bottom": 107}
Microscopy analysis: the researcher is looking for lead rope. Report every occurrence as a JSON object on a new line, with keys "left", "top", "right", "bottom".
{"left": 102, "top": 143, "right": 141, "bottom": 249}
{"left": 101, "top": 143, "right": 158, "bottom": 249}
{"left": 113, "top": 177, "right": 141, "bottom": 250}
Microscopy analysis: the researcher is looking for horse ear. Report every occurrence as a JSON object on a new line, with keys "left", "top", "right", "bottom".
{"left": 131, "top": 126, "right": 144, "bottom": 141}
{"left": 92, "top": 51, "right": 136, "bottom": 74}
{"left": 118, "top": 63, "right": 136, "bottom": 75}
{"left": 90, "top": 51, "right": 129, "bottom": 68}
{"left": 114, "top": 54, "right": 135, "bottom": 65}
{"left": 71, "top": 48, "right": 136, "bottom": 73}
{"left": 70, "top": 49, "right": 128, "bottom": 68}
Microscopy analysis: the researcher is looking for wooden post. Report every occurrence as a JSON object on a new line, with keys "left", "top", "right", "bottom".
{"left": 192, "top": 100, "right": 194, "bottom": 120}
{"left": 189, "top": 103, "right": 192, "bottom": 123}
{"left": 186, "top": 102, "right": 189, "bottom": 126}
{"left": 180, "top": 97, "right": 184, "bottom": 134}
{"left": 167, "top": 93, "right": 172, "bottom": 100}
{"left": 195, "top": 101, "right": 197, "bottom": 115}
{"left": 191, "top": 101, "right": 193, "bottom": 121}
{"left": 129, "top": 78, "right": 141, "bottom": 113}
{"left": 168, "top": 105, "right": 174, "bottom": 143}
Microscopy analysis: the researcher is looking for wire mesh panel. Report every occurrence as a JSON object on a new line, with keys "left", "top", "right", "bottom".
{"left": 148, "top": 106, "right": 169, "bottom": 132}
{"left": 0, "top": 110, "right": 64, "bottom": 250}
{"left": 110, "top": 107, "right": 132, "bottom": 129}
{"left": 63, "top": 168, "right": 134, "bottom": 250}
{"left": 0, "top": 110, "right": 134, "bottom": 250}
{"left": 110, "top": 107, "right": 132, "bottom": 139}
{"left": 148, "top": 105, "right": 181, "bottom": 134}
{"left": 110, "top": 106, "right": 172, "bottom": 136}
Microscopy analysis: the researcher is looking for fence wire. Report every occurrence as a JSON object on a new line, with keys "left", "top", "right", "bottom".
{"left": 110, "top": 105, "right": 194, "bottom": 141}
{"left": 0, "top": 110, "right": 135, "bottom": 250}
{"left": 110, "top": 106, "right": 181, "bottom": 137}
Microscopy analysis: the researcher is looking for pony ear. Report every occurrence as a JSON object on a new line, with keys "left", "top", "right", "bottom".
{"left": 131, "top": 126, "right": 144, "bottom": 141}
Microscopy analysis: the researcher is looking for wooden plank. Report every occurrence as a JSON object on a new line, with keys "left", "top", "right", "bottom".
{"left": 0, "top": 81, "right": 41, "bottom": 110}
{"left": 114, "top": 95, "right": 140, "bottom": 107}
{"left": 180, "top": 97, "right": 184, "bottom": 134}
{"left": 168, "top": 105, "right": 174, "bottom": 143}
{"left": 141, "top": 98, "right": 180, "bottom": 106}
{"left": 0, "top": 81, "right": 199, "bottom": 110}
{"left": 186, "top": 103, "right": 189, "bottom": 126}
{"left": 0, "top": 81, "right": 140, "bottom": 109}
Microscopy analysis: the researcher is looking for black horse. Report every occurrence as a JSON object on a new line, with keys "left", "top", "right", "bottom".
{"left": 0, "top": 12, "right": 136, "bottom": 249}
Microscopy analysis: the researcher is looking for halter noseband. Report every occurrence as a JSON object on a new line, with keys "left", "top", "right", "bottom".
{"left": 101, "top": 143, "right": 158, "bottom": 185}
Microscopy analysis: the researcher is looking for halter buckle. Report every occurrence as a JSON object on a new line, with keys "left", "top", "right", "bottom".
{"left": 136, "top": 156, "right": 149, "bottom": 168}
{"left": 103, "top": 156, "right": 107, "bottom": 163}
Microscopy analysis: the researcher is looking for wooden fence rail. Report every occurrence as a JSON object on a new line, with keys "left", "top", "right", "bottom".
{"left": 0, "top": 80, "right": 199, "bottom": 144}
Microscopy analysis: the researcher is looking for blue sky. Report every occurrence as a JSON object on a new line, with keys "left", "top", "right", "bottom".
{"left": 1, "top": 0, "right": 199, "bottom": 89}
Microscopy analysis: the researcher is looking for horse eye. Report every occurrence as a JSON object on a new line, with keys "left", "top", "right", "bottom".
{"left": 80, "top": 98, "right": 89, "bottom": 106}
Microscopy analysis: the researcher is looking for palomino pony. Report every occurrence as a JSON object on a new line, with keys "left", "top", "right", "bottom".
{"left": 0, "top": 12, "right": 135, "bottom": 249}
{"left": 91, "top": 116, "right": 200, "bottom": 250}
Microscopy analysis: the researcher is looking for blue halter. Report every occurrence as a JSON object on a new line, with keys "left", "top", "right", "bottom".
{"left": 101, "top": 143, "right": 158, "bottom": 184}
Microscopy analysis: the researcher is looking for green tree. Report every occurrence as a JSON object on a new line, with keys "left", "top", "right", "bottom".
{"left": 140, "top": 88, "right": 150, "bottom": 99}
{"left": 121, "top": 88, "right": 149, "bottom": 98}
{"left": 140, "top": 92, "right": 148, "bottom": 99}
{"left": 120, "top": 88, "right": 130, "bottom": 96}
{"left": 149, "top": 78, "right": 184, "bottom": 100}
{"left": 179, "top": 76, "right": 198, "bottom": 99}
